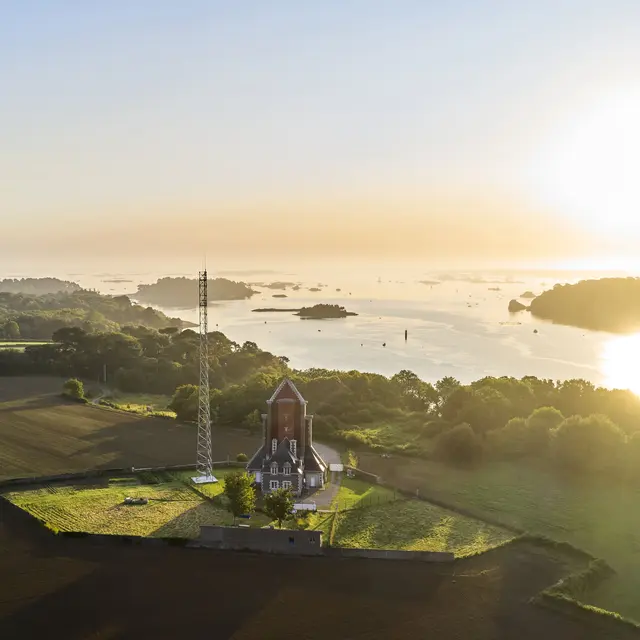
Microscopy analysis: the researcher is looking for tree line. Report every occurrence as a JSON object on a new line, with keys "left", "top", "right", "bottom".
{"left": 4, "top": 321, "right": 640, "bottom": 479}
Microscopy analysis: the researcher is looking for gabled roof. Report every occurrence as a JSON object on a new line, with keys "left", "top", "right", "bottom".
{"left": 246, "top": 444, "right": 266, "bottom": 471}
{"left": 267, "top": 378, "right": 306, "bottom": 405}
{"left": 269, "top": 438, "right": 299, "bottom": 467}
{"left": 304, "top": 445, "right": 327, "bottom": 473}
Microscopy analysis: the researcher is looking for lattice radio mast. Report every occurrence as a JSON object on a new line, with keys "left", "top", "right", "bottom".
{"left": 193, "top": 269, "right": 216, "bottom": 484}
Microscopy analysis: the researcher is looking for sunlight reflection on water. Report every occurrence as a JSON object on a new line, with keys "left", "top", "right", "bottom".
{"left": 601, "top": 333, "right": 640, "bottom": 396}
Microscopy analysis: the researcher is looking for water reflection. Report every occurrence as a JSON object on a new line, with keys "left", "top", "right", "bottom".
{"left": 601, "top": 333, "right": 640, "bottom": 395}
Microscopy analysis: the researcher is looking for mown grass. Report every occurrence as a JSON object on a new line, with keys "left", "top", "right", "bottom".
{"left": 331, "top": 498, "right": 514, "bottom": 556}
{"left": 331, "top": 477, "right": 397, "bottom": 511}
{"left": 2, "top": 474, "right": 270, "bottom": 538}
{"left": 100, "top": 392, "right": 175, "bottom": 417}
{"left": 359, "top": 455, "right": 640, "bottom": 622}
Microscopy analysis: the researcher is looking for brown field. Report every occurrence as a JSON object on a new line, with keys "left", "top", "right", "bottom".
{"left": 0, "top": 377, "right": 260, "bottom": 480}
{"left": 2, "top": 499, "right": 638, "bottom": 640}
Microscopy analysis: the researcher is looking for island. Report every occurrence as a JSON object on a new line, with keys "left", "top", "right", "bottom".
{"left": 528, "top": 277, "right": 640, "bottom": 333}
{"left": 134, "top": 277, "right": 257, "bottom": 307}
{"left": 252, "top": 304, "right": 358, "bottom": 319}
{"left": 250, "top": 281, "right": 297, "bottom": 290}
{"left": 308, "top": 287, "right": 321, "bottom": 292}
{"left": 508, "top": 299, "right": 528, "bottom": 312}
{"left": 272, "top": 294, "right": 288, "bottom": 298}
{"left": 521, "top": 291, "right": 537, "bottom": 299}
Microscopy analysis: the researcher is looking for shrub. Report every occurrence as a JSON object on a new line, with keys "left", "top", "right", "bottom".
{"left": 236, "top": 452, "right": 248, "bottom": 462}
{"left": 552, "top": 414, "right": 626, "bottom": 473}
{"left": 62, "top": 378, "right": 84, "bottom": 400}
{"left": 526, "top": 406, "right": 565, "bottom": 454}
{"left": 422, "top": 419, "right": 452, "bottom": 438}
{"left": 434, "top": 423, "right": 483, "bottom": 465}
{"left": 487, "top": 417, "right": 528, "bottom": 457}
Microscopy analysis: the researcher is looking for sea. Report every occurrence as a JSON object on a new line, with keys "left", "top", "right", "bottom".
{"left": 8, "top": 261, "right": 640, "bottom": 394}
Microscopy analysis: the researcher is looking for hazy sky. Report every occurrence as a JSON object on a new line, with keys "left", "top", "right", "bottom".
{"left": 3, "top": 1, "right": 640, "bottom": 268}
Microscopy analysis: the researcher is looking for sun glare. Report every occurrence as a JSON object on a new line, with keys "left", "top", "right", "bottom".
{"left": 601, "top": 333, "right": 640, "bottom": 396}
{"left": 531, "top": 89, "right": 640, "bottom": 237}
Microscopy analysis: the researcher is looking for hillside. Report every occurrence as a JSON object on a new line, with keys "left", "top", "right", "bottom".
{"left": 529, "top": 278, "right": 640, "bottom": 332}
{"left": 0, "top": 290, "right": 191, "bottom": 339}
{"left": 134, "top": 277, "right": 257, "bottom": 307}
{"left": 0, "top": 277, "right": 80, "bottom": 295}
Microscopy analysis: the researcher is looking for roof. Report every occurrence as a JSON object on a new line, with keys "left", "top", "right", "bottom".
{"left": 304, "top": 446, "right": 327, "bottom": 473}
{"left": 268, "top": 378, "right": 306, "bottom": 405}
{"left": 246, "top": 444, "right": 266, "bottom": 471}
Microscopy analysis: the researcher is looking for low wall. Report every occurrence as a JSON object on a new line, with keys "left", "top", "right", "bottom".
{"left": 345, "top": 466, "right": 381, "bottom": 483}
{"left": 324, "top": 547, "right": 454, "bottom": 563}
{"left": 198, "top": 525, "right": 323, "bottom": 555}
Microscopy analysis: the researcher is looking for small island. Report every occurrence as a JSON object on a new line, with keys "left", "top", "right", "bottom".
{"left": 250, "top": 281, "right": 297, "bottom": 290}
{"left": 529, "top": 277, "right": 640, "bottom": 333}
{"left": 521, "top": 291, "right": 537, "bottom": 299}
{"left": 252, "top": 304, "right": 357, "bottom": 319}
{"left": 308, "top": 287, "right": 321, "bottom": 292}
{"left": 272, "top": 294, "right": 288, "bottom": 298}
{"left": 134, "top": 277, "right": 257, "bottom": 307}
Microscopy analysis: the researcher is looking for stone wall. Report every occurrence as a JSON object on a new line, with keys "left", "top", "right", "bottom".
{"left": 198, "top": 525, "right": 323, "bottom": 555}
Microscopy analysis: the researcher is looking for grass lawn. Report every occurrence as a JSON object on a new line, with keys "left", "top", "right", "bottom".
{"left": 358, "top": 454, "right": 640, "bottom": 622}
{"left": 332, "top": 498, "right": 514, "bottom": 556}
{"left": 2, "top": 474, "right": 271, "bottom": 538}
{"left": 331, "top": 477, "right": 398, "bottom": 511}
{"left": 103, "top": 392, "right": 174, "bottom": 416}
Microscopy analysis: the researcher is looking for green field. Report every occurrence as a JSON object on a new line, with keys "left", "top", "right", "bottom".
{"left": 0, "top": 341, "right": 51, "bottom": 351}
{"left": 102, "top": 392, "right": 174, "bottom": 416}
{"left": 3, "top": 471, "right": 270, "bottom": 538}
{"left": 331, "top": 477, "right": 398, "bottom": 511}
{"left": 359, "top": 455, "right": 640, "bottom": 621}
{"left": 332, "top": 498, "right": 514, "bottom": 556}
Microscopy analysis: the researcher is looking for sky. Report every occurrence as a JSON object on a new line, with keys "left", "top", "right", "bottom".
{"left": 2, "top": 1, "right": 640, "bottom": 270}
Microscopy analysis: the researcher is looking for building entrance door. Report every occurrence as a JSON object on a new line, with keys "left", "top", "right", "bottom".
{"left": 309, "top": 475, "right": 317, "bottom": 488}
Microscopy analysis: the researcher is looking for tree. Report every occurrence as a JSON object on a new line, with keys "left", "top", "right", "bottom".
{"left": 392, "top": 369, "right": 438, "bottom": 412}
{"left": 62, "top": 378, "right": 84, "bottom": 400}
{"left": 552, "top": 414, "right": 626, "bottom": 473}
{"left": 222, "top": 470, "right": 256, "bottom": 525}
{"left": 242, "top": 409, "right": 263, "bottom": 431}
{"left": 2, "top": 320, "right": 20, "bottom": 340}
{"left": 487, "top": 417, "right": 529, "bottom": 457}
{"left": 264, "top": 487, "right": 294, "bottom": 528}
{"left": 526, "top": 406, "right": 565, "bottom": 454}
{"left": 169, "top": 384, "right": 199, "bottom": 421}
{"left": 434, "top": 423, "right": 483, "bottom": 465}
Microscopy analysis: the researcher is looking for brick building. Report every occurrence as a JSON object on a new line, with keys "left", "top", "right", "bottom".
{"left": 246, "top": 379, "right": 327, "bottom": 496}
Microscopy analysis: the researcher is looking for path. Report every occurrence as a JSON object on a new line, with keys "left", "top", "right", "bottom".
{"left": 298, "top": 441, "right": 342, "bottom": 509}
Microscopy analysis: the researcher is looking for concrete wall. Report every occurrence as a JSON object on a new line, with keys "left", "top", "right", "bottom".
{"left": 198, "top": 525, "right": 323, "bottom": 555}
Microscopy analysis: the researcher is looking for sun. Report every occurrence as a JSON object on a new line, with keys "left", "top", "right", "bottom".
{"left": 529, "top": 89, "right": 640, "bottom": 237}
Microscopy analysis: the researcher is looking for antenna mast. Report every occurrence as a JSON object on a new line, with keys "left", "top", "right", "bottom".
{"left": 194, "top": 269, "right": 214, "bottom": 482}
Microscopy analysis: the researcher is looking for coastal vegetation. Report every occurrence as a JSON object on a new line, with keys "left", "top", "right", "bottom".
{"left": 0, "top": 289, "right": 190, "bottom": 339}
{"left": 134, "top": 276, "right": 257, "bottom": 307}
{"left": 529, "top": 277, "right": 640, "bottom": 332}
{"left": 0, "top": 277, "right": 80, "bottom": 295}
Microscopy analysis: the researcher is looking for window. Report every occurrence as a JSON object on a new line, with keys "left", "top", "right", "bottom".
{"left": 269, "top": 480, "right": 279, "bottom": 490}
{"left": 283, "top": 463, "right": 291, "bottom": 476}
{"left": 282, "top": 480, "right": 292, "bottom": 490}
{"left": 290, "top": 439, "right": 297, "bottom": 457}
{"left": 271, "top": 438, "right": 277, "bottom": 454}
{"left": 271, "top": 462, "right": 278, "bottom": 475}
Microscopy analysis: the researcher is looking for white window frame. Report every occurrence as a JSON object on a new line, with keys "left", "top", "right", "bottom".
{"left": 290, "top": 439, "right": 297, "bottom": 457}
{"left": 282, "top": 480, "right": 292, "bottom": 490}
{"left": 271, "top": 438, "right": 277, "bottom": 454}
{"left": 271, "top": 463, "right": 278, "bottom": 475}
{"left": 283, "top": 463, "right": 291, "bottom": 476}
{"left": 269, "top": 480, "right": 279, "bottom": 490}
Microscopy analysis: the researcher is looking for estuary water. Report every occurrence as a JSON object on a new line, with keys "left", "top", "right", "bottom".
{"left": 66, "top": 264, "right": 640, "bottom": 393}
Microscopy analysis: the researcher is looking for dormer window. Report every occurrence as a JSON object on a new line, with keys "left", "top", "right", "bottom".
{"left": 290, "top": 439, "right": 297, "bottom": 458}
{"left": 271, "top": 462, "right": 278, "bottom": 475}
{"left": 283, "top": 462, "right": 291, "bottom": 476}
{"left": 271, "top": 438, "right": 277, "bottom": 454}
